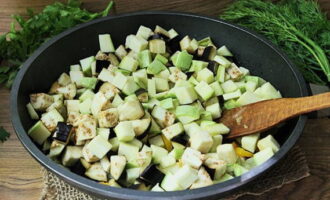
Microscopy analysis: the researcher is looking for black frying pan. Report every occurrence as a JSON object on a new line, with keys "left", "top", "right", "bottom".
{"left": 10, "top": 11, "right": 308, "bottom": 200}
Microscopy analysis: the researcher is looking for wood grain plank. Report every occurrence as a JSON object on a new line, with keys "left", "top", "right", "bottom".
{"left": 0, "top": 0, "right": 329, "bottom": 200}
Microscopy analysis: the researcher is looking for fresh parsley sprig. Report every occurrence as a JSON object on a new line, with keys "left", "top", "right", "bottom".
{"left": 0, "top": 0, "right": 114, "bottom": 87}
{"left": 220, "top": 0, "right": 330, "bottom": 86}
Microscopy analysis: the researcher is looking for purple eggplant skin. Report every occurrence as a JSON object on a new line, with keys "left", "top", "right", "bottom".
{"left": 138, "top": 164, "right": 165, "bottom": 186}
{"left": 52, "top": 122, "right": 73, "bottom": 144}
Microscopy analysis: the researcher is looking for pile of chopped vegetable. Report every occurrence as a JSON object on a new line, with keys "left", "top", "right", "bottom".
{"left": 27, "top": 25, "right": 282, "bottom": 191}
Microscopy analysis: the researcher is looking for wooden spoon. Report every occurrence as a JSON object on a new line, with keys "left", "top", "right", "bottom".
{"left": 219, "top": 92, "right": 330, "bottom": 139}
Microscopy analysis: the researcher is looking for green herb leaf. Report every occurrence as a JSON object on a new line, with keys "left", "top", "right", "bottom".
{"left": 220, "top": 0, "right": 330, "bottom": 86}
{"left": 0, "top": 127, "right": 10, "bottom": 142}
{"left": 0, "top": 0, "right": 114, "bottom": 87}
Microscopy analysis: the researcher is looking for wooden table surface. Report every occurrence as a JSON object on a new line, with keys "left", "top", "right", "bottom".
{"left": 0, "top": 1, "right": 329, "bottom": 200}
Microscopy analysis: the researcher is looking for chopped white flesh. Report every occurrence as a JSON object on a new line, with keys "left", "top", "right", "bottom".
{"left": 58, "top": 73, "right": 71, "bottom": 86}
{"left": 30, "top": 93, "right": 54, "bottom": 111}
{"left": 48, "top": 140, "right": 66, "bottom": 158}
{"left": 100, "top": 156, "right": 111, "bottom": 172}
{"left": 91, "top": 92, "right": 108, "bottom": 116}
{"left": 41, "top": 109, "right": 64, "bottom": 132}
{"left": 190, "top": 167, "right": 213, "bottom": 189}
{"left": 114, "top": 121, "right": 135, "bottom": 142}
{"left": 110, "top": 155, "right": 126, "bottom": 180}
{"left": 136, "top": 25, "right": 152, "bottom": 40}
{"left": 241, "top": 133, "right": 260, "bottom": 153}
{"left": 99, "top": 82, "right": 119, "bottom": 99}
{"left": 151, "top": 145, "right": 168, "bottom": 164}
{"left": 174, "top": 165, "right": 199, "bottom": 189}
{"left": 62, "top": 146, "right": 82, "bottom": 167}
{"left": 125, "top": 34, "right": 148, "bottom": 53}
{"left": 162, "top": 122, "right": 184, "bottom": 140}
{"left": 257, "top": 135, "right": 280, "bottom": 153}
{"left": 97, "top": 108, "right": 119, "bottom": 128}
{"left": 85, "top": 162, "right": 107, "bottom": 182}
{"left": 117, "top": 100, "right": 144, "bottom": 121}
{"left": 26, "top": 103, "right": 39, "bottom": 120}
{"left": 131, "top": 118, "right": 151, "bottom": 136}
{"left": 99, "top": 34, "right": 115, "bottom": 53}
{"left": 56, "top": 83, "right": 76, "bottom": 100}
{"left": 98, "top": 68, "right": 115, "bottom": 83}
{"left": 217, "top": 144, "right": 238, "bottom": 165}
{"left": 227, "top": 63, "right": 243, "bottom": 80}
{"left": 75, "top": 115, "right": 97, "bottom": 141}
{"left": 181, "top": 147, "right": 203, "bottom": 169}
{"left": 85, "top": 135, "right": 112, "bottom": 159}
{"left": 161, "top": 173, "right": 183, "bottom": 191}
{"left": 190, "top": 129, "right": 213, "bottom": 153}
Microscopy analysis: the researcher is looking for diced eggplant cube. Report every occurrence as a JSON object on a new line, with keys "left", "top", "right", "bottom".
{"left": 151, "top": 145, "right": 168, "bottom": 164}
{"left": 154, "top": 25, "right": 170, "bottom": 38}
{"left": 52, "top": 122, "right": 73, "bottom": 144}
{"left": 80, "top": 56, "right": 95, "bottom": 76}
{"left": 227, "top": 63, "right": 243, "bottom": 80}
{"left": 75, "top": 115, "right": 97, "bottom": 141}
{"left": 97, "top": 108, "right": 119, "bottom": 128}
{"left": 110, "top": 155, "right": 127, "bottom": 180}
{"left": 241, "top": 133, "right": 260, "bottom": 153}
{"left": 151, "top": 106, "right": 175, "bottom": 128}
{"left": 181, "top": 147, "right": 203, "bottom": 169}
{"left": 162, "top": 122, "right": 184, "bottom": 140}
{"left": 26, "top": 103, "right": 39, "bottom": 120}
{"left": 149, "top": 39, "right": 166, "bottom": 54}
{"left": 119, "top": 56, "right": 139, "bottom": 72}
{"left": 168, "top": 67, "right": 187, "bottom": 83}
{"left": 112, "top": 72, "right": 128, "bottom": 90}
{"left": 122, "top": 77, "right": 140, "bottom": 95}
{"left": 175, "top": 105, "right": 200, "bottom": 124}
{"left": 85, "top": 162, "right": 107, "bottom": 182}
{"left": 154, "top": 77, "right": 169, "bottom": 92}
{"left": 30, "top": 93, "right": 54, "bottom": 111}
{"left": 190, "top": 129, "right": 213, "bottom": 153}
{"left": 115, "top": 45, "right": 128, "bottom": 60}
{"left": 114, "top": 121, "right": 135, "bottom": 142}
{"left": 56, "top": 83, "right": 77, "bottom": 100}
{"left": 58, "top": 73, "right": 71, "bottom": 86}
{"left": 48, "top": 140, "right": 66, "bottom": 158}
{"left": 161, "top": 173, "right": 183, "bottom": 191}
{"left": 131, "top": 118, "right": 151, "bottom": 137}
{"left": 41, "top": 109, "right": 64, "bottom": 132}
{"left": 117, "top": 100, "right": 144, "bottom": 121}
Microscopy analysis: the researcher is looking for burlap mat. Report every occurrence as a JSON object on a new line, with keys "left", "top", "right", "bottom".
{"left": 40, "top": 145, "right": 309, "bottom": 200}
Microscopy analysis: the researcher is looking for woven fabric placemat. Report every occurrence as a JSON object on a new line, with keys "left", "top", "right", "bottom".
{"left": 40, "top": 145, "right": 309, "bottom": 200}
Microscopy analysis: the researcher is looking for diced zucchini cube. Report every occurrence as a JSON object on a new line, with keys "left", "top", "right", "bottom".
{"left": 257, "top": 135, "right": 280, "bottom": 153}
{"left": 248, "top": 147, "right": 274, "bottom": 167}
{"left": 149, "top": 135, "right": 165, "bottom": 147}
{"left": 70, "top": 64, "right": 81, "bottom": 71}
{"left": 190, "top": 167, "right": 213, "bottom": 189}
{"left": 147, "top": 78, "right": 156, "bottom": 97}
{"left": 174, "top": 50, "right": 193, "bottom": 72}
{"left": 197, "top": 68, "right": 214, "bottom": 84}
{"left": 182, "top": 147, "right": 203, "bottom": 169}
{"left": 112, "top": 72, "right": 128, "bottom": 90}
{"left": 136, "top": 25, "right": 152, "bottom": 40}
{"left": 162, "top": 122, "right": 184, "bottom": 140}
{"left": 254, "top": 82, "right": 282, "bottom": 99}
{"left": 79, "top": 97, "right": 92, "bottom": 114}
{"left": 213, "top": 55, "right": 231, "bottom": 66}
{"left": 118, "top": 142, "right": 139, "bottom": 162}
{"left": 125, "top": 34, "right": 148, "bottom": 53}
{"left": 69, "top": 70, "right": 84, "bottom": 87}
{"left": 210, "top": 81, "right": 223, "bottom": 96}
{"left": 175, "top": 105, "right": 200, "bottom": 124}
{"left": 190, "top": 129, "right": 213, "bottom": 153}
{"left": 137, "top": 50, "right": 152, "bottom": 68}
{"left": 160, "top": 154, "right": 176, "bottom": 168}
{"left": 194, "top": 81, "right": 215, "bottom": 101}
{"left": 154, "top": 69, "right": 170, "bottom": 80}
{"left": 119, "top": 56, "right": 139, "bottom": 72}
{"left": 151, "top": 106, "right": 175, "bottom": 128}
{"left": 217, "top": 144, "right": 238, "bottom": 164}
{"left": 99, "top": 34, "right": 115, "bottom": 53}
{"left": 221, "top": 80, "right": 238, "bottom": 93}
{"left": 189, "top": 60, "right": 208, "bottom": 72}
{"left": 174, "top": 165, "right": 199, "bottom": 189}
{"left": 210, "top": 135, "right": 223, "bottom": 152}
{"left": 86, "top": 135, "right": 112, "bottom": 159}
{"left": 147, "top": 59, "right": 167, "bottom": 75}
{"left": 216, "top": 65, "right": 226, "bottom": 83}
{"left": 217, "top": 45, "right": 233, "bottom": 57}
{"left": 155, "top": 54, "right": 168, "bottom": 65}
{"left": 90, "top": 92, "right": 107, "bottom": 116}
{"left": 117, "top": 100, "right": 144, "bottom": 121}
{"left": 28, "top": 121, "right": 51, "bottom": 145}
{"left": 161, "top": 173, "right": 183, "bottom": 191}
{"left": 205, "top": 97, "right": 222, "bottom": 119}
{"left": 80, "top": 56, "right": 95, "bottom": 76}
{"left": 201, "top": 123, "right": 230, "bottom": 135}
{"left": 223, "top": 90, "right": 242, "bottom": 101}
{"left": 26, "top": 103, "right": 39, "bottom": 120}
{"left": 133, "top": 69, "right": 148, "bottom": 89}
{"left": 241, "top": 133, "right": 260, "bottom": 153}
{"left": 175, "top": 86, "right": 198, "bottom": 104}
{"left": 154, "top": 77, "right": 169, "bottom": 92}
{"left": 151, "top": 145, "right": 168, "bottom": 164}
{"left": 160, "top": 98, "right": 174, "bottom": 109}
{"left": 114, "top": 121, "right": 135, "bottom": 142}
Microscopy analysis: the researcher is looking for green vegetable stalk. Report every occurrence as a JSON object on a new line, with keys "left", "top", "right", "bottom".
{"left": 220, "top": 0, "right": 330, "bottom": 86}
{"left": 0, "top": 0, "right": 114, "bottom": 87}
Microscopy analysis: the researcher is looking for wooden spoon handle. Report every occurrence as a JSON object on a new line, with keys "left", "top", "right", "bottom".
{"left": 222, "top": 92, "right": 330, "bottom": 139}
{"left": 283, "top": 92, "right": 330, "bottom": 116}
